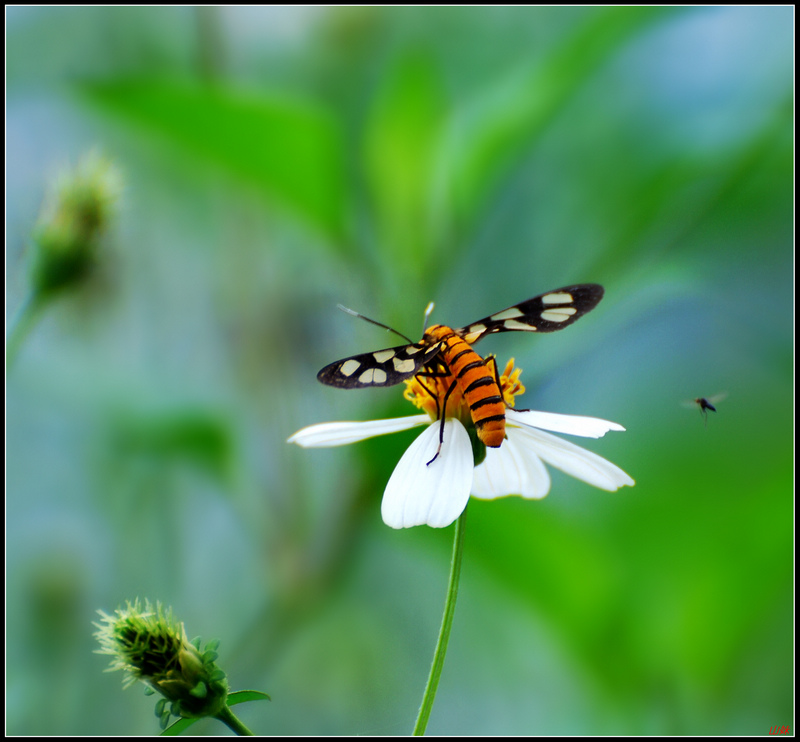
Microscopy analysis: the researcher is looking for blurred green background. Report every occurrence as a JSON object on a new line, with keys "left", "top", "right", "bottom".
{"left": 6, "top": 6, "right": 793, "bottom": 736}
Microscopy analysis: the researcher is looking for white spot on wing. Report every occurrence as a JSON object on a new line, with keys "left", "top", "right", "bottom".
{"left": 340, "top": 359, "right": 360, "bottom": 376}
{"left": 490, "top": 307, "right": 524, "bottom": 321}
{"left": 541, "top": 307, "right": 577, "bottom": 322}
{"left": 542, "top": 292, "right": 573, "bottom": 304}
{"left": 502, "top": 319, "right": 537, "bottom": 331}
{"left": 358, "top": 368, "right": 387, "bottom": 384}
{"left": 393, "top": 357, "right": 416, "bottom": 373}
{"left": 373, "top": 349, "right": 396, "bottom": 363}
{"left": 462, "top": 324, "right": 486, "bottom": 343}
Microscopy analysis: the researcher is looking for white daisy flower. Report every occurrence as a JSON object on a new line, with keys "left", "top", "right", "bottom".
{"left": 288, "top": 359, "right": 634, "bottom": 529}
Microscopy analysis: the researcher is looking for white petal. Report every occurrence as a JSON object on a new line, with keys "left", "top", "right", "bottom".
{"left": 288, "top": 414, "right": 430, "bottom": 448}
{"left": 506, "top": 408, "right": 626, "bottom": 438}
{"left": 382, "top": 419, "right": 473, "bottom": 529}
{"left": 507, "top": 425, "right": 635, "bottom": 491}
{"left": 472, "top": 434, "right": 551, "bottom": 500}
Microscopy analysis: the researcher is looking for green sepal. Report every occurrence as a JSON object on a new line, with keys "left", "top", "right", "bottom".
{"left": 467, "top": 427, "right": 487, "bottom": 466}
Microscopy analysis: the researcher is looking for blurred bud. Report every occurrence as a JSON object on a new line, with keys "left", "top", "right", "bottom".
{"left": 94, "top": 599, "right": 229, "bottom": 728}
{"left": 30, "top": 151, "right": 120, "bottom": 301}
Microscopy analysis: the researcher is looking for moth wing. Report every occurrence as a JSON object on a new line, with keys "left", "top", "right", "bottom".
{"left": 456, "top": 284, "right": 605, "bottom": 343}
{"left": 317, "top": 341, "right": 443, "bottom": 389}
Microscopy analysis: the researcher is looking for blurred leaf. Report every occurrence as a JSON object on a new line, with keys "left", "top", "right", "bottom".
{"left": 597, "top": 93, "right": 793, "bottom": 273}
{"left": 106, "top": 404, "right": 235, "bottom": 487}
{"left": 440, "top": 7, "right": 678, "bottom": 232}
{"left": 364, "top": 51, "right": 446, "bottom": 277}
{"left": 80, "top": 78, "right": 348, "bottom": 245}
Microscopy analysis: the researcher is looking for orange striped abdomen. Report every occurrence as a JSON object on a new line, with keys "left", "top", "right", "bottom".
{"left": 424, "top": 325, "right": 506, "bottom": 447}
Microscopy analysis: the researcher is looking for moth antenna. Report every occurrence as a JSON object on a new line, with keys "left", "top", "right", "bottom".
{"left": 336, "top": 304, "right": 414, "bottom": 345}
{"left": 422, "top": 301, "right": 435, "bottom": 334}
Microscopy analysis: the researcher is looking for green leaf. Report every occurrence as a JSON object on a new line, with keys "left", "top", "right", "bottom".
{"left": 227, "top": 689, "right": 272, "bottom": 705}
{"left": 80, "top": 78, "right": 348, "bottom": 244}
{"left": 160, "top": 717, "right": 198, "bottom": 736}
{"left": 594, "top": 91, "right": 793, "bottom": 274}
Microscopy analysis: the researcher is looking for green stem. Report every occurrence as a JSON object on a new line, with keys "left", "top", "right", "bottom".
{"left": 6, "top": 293, "right": 45, "bottom": 369}
{"left": 215, "top": 704, "right": 254, "bottom": 736}
{"left": 412, "top": 503, "right": 468, "bottom": 736}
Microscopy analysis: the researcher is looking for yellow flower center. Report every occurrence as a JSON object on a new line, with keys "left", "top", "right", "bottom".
{"left": 403, "top": 357, "right": 525, "bottom": 425}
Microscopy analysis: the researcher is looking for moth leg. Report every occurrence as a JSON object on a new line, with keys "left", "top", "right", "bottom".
{"left": 488, "top": 356, "right": 530, "bottom": 418}
{"left": 427, "top": 378, "right": 457, "bottom": 467}
{"left": 414, "top": 360, "right": 452, "bottom": 423}
{"left": 416, "top": 361, "right": 451, "bottom": 380}
{"left": 411, "top": 359, "right": 457, "bottom": 466}
{"left": 415, "top": 376, "right": 441, "bottom": 422}
{"left": 484, "top": 354, "right": 510, "bottom": 444}
{"left": 486, "top": 355, "right": 507, "bottom": 409}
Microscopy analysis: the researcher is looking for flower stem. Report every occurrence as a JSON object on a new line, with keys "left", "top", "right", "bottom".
{"left": 412, "top": 503, "right": 468, "bottom": 736}
{"left": 215, "top": 704, "right": 255, "bottom": 736}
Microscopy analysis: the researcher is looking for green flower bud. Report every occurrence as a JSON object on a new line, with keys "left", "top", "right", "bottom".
{"left": 30, "top": 151, "right": 119, "bottom": 300}
{"left": 94, "top": 599, "right": 228, "bottom": 727}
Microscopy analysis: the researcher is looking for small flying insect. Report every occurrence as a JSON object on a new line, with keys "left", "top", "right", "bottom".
{"left": 682, "top": 393, "right": 727, "bottom": 427}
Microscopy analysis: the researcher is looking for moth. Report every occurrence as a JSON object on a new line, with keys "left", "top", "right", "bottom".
{"left": 318, "top": 284, "right": 605, "bottom": 460}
